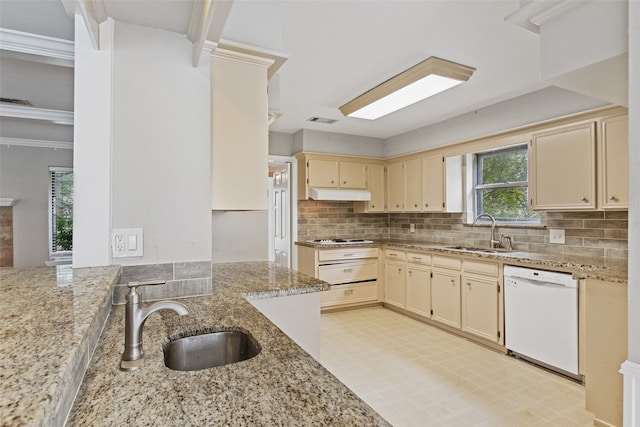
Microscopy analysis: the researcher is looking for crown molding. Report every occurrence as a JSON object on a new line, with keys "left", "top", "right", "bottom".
{"left": 0, "top": 137, "right": 73, "bottom": 150}
{"left": 0, "top": 198, "right": 17, "bottom": 207}
{"left": 0, "top": 28, "right": 74, "bottom": 67}
{"left": 504, "top": 0, "right": 583, "bottom": 34}
{"left": 214, "top": 39, "right": 288, "bottom": 79}
{"left": 212, "top": 47, "right": 276, "bottom": 70}
{"left": 0, "top": 104, "right": 74, "bottom": 125}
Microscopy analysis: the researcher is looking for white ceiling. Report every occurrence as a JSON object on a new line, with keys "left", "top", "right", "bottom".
{"left": 0, "top": 0, "right": 599, "bottom": 141}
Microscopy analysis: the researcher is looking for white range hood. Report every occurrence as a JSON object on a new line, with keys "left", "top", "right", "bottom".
{"left": 308, "top": 187, "right": 371, "bottom": 201}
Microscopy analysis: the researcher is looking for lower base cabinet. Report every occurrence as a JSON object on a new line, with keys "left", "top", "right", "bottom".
{"left": 320, "top": 281, "right": 379, "bottom": 308}
{"left": 461, "top": 274, "right": 499, "bottom": 342}
{"left": 384, "top": 261, "right": 406, "bottom": 309}
{"left": 406, "top": 265, "right": 431, "bottom": 318}
{"left": 430, "top": 269, "right": 461, "bottom": 328}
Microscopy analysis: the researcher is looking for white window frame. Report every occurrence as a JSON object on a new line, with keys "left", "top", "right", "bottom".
{"left": 49, "top": 167, "right": 73, "bottom": 261}
{"left": 472, "top": 144, "right": 539, "bottom": 224}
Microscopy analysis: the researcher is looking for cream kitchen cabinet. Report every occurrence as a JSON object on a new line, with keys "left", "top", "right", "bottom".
{"left": 405, "top": 252, "right": 431, "bottom": 318}
{"left": 461, "top": 259, "right": 500, "bottom": 343}
{"left": 430, "top": 255, "right": 462, "bottom": 329}
{"left": 308, "top": 159, "right": 339, "bottom": 188}
{"left": 384, "top": 249, "right": 406, "bottom": 309}
{"left": 422, "top": 154, "right": 444, "bottom": 212}
{"left": 298, "top": 246, "right": 379, "bottom": 309}
{"left": 529, "top": 121, "right": 597, "bottom": 210}
{"left": 355, "top": 163, "right": 385, "bottom": 213}
{"left": 403, "top": 158, "right": 422, "bottom": 212}
{"left": 306, "top": 159, "right": 367, "bottom": 189}
{"left": 386, "top": 161, "right": 403, "bottom": 212}
{"left": 599, "top": 114, "right": 628, "bottom": 210}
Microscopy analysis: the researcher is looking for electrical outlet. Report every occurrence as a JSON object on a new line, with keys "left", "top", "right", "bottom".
{"left": 410, "top": 224, "right": 416, "bottom": 233}
{"left": 549, "top": 229, "right": 565, "bottom": 244}
{"left": 112, "top": 228, "right": 144, "bottom": 258}
{"left": 114, "top": 235, "right": 126, "bottom": 253}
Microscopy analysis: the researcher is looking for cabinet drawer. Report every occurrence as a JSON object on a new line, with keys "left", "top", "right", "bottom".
{"left": 432, "top": 255, "right": 461, "bottom": 270}
{"left": 407, "top": 252, "right": 431, "bottom": 265}
{"left": 463, "top": 259, "right": 498, "bottom": 277}
{"left": 321, "top": 281, "right": 378, "bottom": 307}
{"left": 385, "top": 249, "right": 406, "bottom": 261}
{"left": 318, "top": 247, "right": 378, "bottom": 262}
{"left": 318, "top": 260, "right": 378, "bottom": 284}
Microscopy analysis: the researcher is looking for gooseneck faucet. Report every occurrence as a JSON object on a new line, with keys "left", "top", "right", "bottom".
{"left": 120, "top": 280, "right": 189, "bottom": 371}
{"left": 474, "top": 213, "right": 501, "bottom": 248}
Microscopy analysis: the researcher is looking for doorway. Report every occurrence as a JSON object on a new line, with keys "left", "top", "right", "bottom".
{"left": 268, "top": 156, "right": 297, "bottom": 269}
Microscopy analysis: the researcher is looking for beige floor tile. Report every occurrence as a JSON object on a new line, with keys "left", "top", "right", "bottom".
{"left": 320, "top": 307, "right": 594, "bottom": 427}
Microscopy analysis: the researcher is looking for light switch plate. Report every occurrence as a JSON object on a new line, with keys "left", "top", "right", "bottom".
{"left": 112, "top": 228, "right": 143, "bottom": 258}
{"left": 549, "top": 229, "right": 565, "bottom": 244}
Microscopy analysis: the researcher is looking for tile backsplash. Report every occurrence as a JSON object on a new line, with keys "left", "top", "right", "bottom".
{"left": 297, "top": 201, "right": 627, "bottom": 261}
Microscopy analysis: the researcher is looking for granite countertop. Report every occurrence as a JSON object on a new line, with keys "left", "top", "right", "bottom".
{"left": 67, "top": 262, "right": 390, "bottom": 426}
{"left": 296, "top": 239, "right": 628, "bottom": 284}
{"left": 0, "top": 265, "right": 121, "bottom": 427}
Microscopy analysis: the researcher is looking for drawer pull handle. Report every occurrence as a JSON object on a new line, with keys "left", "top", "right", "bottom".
{"left": 389, "top": 253, "right": 397, "bottom": 257}
{"left": 343, "top": 268, "right": 353, "bottom": 273}
{"left": 412, "top": 256, "right": 421, "bottom": 260}
{"left": 343, "top": 253, "right": 355, "bottom": 257}
{"left": 344, "top": 289, "right": 354, "bottom": 295}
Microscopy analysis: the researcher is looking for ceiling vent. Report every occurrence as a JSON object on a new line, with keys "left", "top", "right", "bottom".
{"left": 0, "top": 97, "right": 32, "bottom": 106}
{"left": 307, "top": 116, "right": 338, "bottom": 124}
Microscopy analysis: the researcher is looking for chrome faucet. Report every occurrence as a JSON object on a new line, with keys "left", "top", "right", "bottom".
{"left": 474, "top": 213, "right": 501, "bottom": 248}
{"left": 120, "top": 280, "right": 189, "bottom": 371}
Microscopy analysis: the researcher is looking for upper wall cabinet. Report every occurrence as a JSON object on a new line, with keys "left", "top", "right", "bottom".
{"left": 599, "top": 114, "right": 628, "bottom": 210}
{"left": 211, "top": 50, "right": 273, "bottom": 210}
{"left": 422, "top": 154, "right": 444, "bottom": 212}
{"left": 529, "top": 121, "right": 597, "bottom": 210}
{"left": 296, "top": 153, "right": 383, "bottom": 201}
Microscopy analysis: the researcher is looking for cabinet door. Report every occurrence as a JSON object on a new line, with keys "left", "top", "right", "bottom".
{"left": 431, "top": 269, "right": 461, "bottom": 328}
{"left": 384, "top": 261, "right": 406, "bottom": 309}
{"left": 422, "top": 154, "right": 444, "bottom": 212}
{"left": 308, "top": 159, "right": 338, "bottom": 188}
{"left": 600, "top": 114, "right": 628, "bottom": 209}
{"left": 461, "top": 274, "right": 499, "bottom": 342}
{"left": 404, "top": 158, "right": 422, "bottom": 212}
{"left": 339, "top": 162, "right": 367, "bottom": 189}
{"left": 406, "top": 266, "right": 431, "bottom": 318}
{"left": 530, "top": 121, "right": 596, "bottom": 210}
{"left": 366, "top": 164, "right": 385, "bottom": 212}
{"left": 387, "top": 161, "right": 403, "bottom": 212}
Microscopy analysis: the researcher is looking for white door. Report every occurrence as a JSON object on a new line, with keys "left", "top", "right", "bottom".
{"left": 269, "top": 162, "right": 292, "bottom": 268}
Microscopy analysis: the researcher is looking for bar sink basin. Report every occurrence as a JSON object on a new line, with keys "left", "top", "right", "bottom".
{"left": 163, "top": 330, "right": 261, "bottom": 371}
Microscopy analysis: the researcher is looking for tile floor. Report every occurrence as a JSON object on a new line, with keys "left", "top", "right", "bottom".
{"left": 320, "top": 307, "right": 595, "bottom": 427}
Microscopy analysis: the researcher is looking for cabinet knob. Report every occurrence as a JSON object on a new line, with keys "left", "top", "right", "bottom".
{"left": 580, "top": 196, "right": 588, "bottom": 202}
{"left": 450, "top": 279, "right": 455, "bottom": 284}
{"left": 398, "top": 268, "right": 402, "bottom": 273}
{"left": 425, "top": 203, "right": 428, "bottom": 207}
{"left": 396, "top": 204, "right": 400, "bottom": 208}
{"left": 609, "top": 195, "right": 618, "bottom": 201}
{"left": 343, "top": 180, "right": 347, "bottom": 184}
{"left": 331, "top": 180, "right": 335, "bottom": 184}
{"left": 466, "top": 282, "right": 471, "bottom": 287}
{"left": 414, "top": 204, "right": 418, "bottom": 208}
{"left": 371, "top": 204, "right": 375, "bottom": 208}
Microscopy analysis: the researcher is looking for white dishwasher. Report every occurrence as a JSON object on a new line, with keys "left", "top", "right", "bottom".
{"left": 504, "top": 265, "right": 580, "bottom": 378}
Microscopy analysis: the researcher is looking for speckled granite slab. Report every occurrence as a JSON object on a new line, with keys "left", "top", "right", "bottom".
{"left": 0, "top": 265, "right": 120, "bottom": 427}
{"left": 68, "top": 262, "right": 389, "bottom": 426}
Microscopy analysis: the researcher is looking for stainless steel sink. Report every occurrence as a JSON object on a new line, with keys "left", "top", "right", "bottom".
{"left": 444, "top": 245, "right": 513, "bottom": 254}
{"left": 163, "top": 330, "right": 261, "bottom": 371}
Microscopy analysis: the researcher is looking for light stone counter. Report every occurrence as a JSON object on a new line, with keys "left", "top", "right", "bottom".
{"left": 296, "top": 240, "right": 628, "bottom": 284}
{"left": 0, "top": 265, "right": 121, "bottom": 427}
{"left": 67, "top": 262, "right": 390, "bottom": 426}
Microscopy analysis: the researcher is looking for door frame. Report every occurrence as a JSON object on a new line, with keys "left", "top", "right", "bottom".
{"left": 268, "top": 155, "right": 298, "bottom": 270}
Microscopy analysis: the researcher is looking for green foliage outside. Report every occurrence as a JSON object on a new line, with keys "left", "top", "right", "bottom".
{"left": 477, "top": 148, "right": 538, "bottom": 221}
{"left": 55, "top": 173, "right": 74, "bottom": 251}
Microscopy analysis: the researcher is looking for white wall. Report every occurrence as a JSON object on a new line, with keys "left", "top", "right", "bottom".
{"left": 0, "top": 146, "right": 72, "bottom": 267}
{"left": 72, "top": 17, "right": 114, "bottom": 268}
{"left": 212, "top": 211, "right": 268, "bottom": 262}
{"left": 109, "top": 21, "right": 212, "bottom": 265}
{"left": 294, "top": 129, "right": 384, "bottom": 157}
{"left": 384, "top": 86, "right": 607, "bottom": 157}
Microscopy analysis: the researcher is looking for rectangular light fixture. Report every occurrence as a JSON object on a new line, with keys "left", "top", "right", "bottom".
{"left": 339, "top": 57, "right": 475, "bottom": 120}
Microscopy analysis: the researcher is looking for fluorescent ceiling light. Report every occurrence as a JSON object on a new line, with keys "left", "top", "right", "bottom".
{"left": 339, "top": 57, "right": 475, "bottom": 120}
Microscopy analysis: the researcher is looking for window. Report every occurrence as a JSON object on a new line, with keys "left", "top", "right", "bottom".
{"left": 49, "top": 167, "right": 73, "bottom": 260}
{"left": 475, "top": 144, "right": 538, "bottom": 223}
